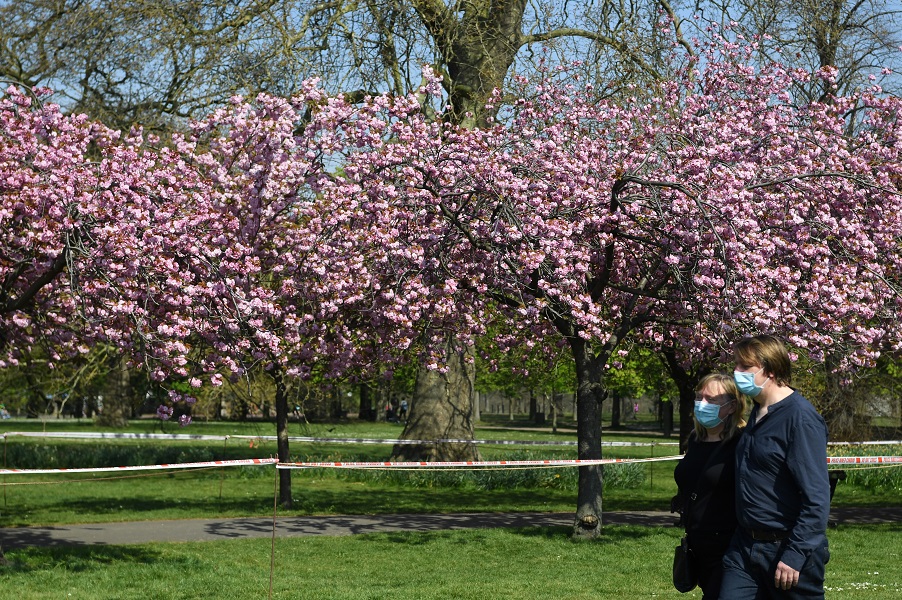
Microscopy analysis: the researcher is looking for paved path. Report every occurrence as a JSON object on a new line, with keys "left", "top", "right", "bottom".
{"left": 2, "top": 506, "right": 899, "bottom": 550}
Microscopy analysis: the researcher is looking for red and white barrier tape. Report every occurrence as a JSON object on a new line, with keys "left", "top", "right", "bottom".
{"left": 828, "top": 440, "right": 902, "bottom": 446}
{"left": 434, "top": 438, "right": 679, "bottom": 447}
{"left": 277, "top": 455, "right": 684, "bottom": 470}
{"left": 0, "top": 431, "right": 676, "bottom": 447}
{"left": 3, "top": 431, "right": 233, "bottom": 442}
{"left": 5, "top": 431, "right": 900, "bottom": 448}
{"left": 278, "top": 455, "right": 902, "bottom": 470}
{"left": 826, "top": 456, "right": 902, "bottom": 465}
{"left": 0, "top": 457, "right": 278, "bottom": 475}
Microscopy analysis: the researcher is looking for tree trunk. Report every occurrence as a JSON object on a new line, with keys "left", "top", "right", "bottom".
{"left": 662, "top": 398, "right": 674, "bottom": 438}
{"left": 359, "top": 382, "right": 376, "bottom": 421}
{"left": 661, "top": 350, "right": 710, "bottom": 452}
{"left": 212, "top": 389, "right": 223, "bottom": 420}
{"left": 95, "top": 356, "right": 131, "bottom": 427}
{"left": 820, "top": 354, "right": 863, "bottom": 441}
{"left": 569, "top": 336, "right": 605, "bottom": 539}
{"left": 414, "top": 0, "right": 527, "bottom": 129}
{"left": 392, "top": 336, "right": 479, "bottom": 461}
{"left": 392, "top": 1, "right": 529, "bottom": 463}
{"left": 330, "top": 387, "right": 341, "bottom": 419}
{"left": 676, "top": 386, "right": 694, "bottom": 446}
{"left": 610, "top": 391, "right": 621, "bottom": 429}
{"left": 273, "top": 370, "right": 292, "bottom": 509}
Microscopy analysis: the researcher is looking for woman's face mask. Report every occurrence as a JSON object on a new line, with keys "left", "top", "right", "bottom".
{"left": 694, "top": 400, "right": 728, "bottom": 428}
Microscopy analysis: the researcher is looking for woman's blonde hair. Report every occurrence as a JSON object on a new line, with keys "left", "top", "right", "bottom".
{"left": 694, "top": 373, "right": 748, "bottom": 441}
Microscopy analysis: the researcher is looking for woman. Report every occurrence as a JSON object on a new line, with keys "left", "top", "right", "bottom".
{"left": 673, "top": 373, "right": 747, "bottom": 598}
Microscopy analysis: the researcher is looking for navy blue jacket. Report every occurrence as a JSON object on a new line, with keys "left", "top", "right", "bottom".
{"left": 735, "top": 390, "right": 830, "bottom": 570}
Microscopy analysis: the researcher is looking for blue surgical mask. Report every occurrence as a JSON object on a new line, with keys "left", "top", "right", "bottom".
{"left": 734, "top": 367, "right": 765, "bottom": 397}
{"left": 694, "top": 400, "right": 725, "bottom": 428}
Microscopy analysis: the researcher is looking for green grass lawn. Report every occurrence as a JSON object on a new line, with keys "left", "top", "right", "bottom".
{"left": 1, "top": 524, "right": 900, "bottom": 599}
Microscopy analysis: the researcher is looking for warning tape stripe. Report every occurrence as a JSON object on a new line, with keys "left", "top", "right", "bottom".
{"left": 828, "top": 440, "right": 902, "bottom": 446}
{"left": 0, "top": 457, "right": 278, "bottom": 475}
{"left": 827, "top": 456, "right": 902, "bottom": 465}
{"left": 4, "top": 431, "right": 901, "bottom": 448}
{"left": 0, "top": 431, "right": 675, "bottom": 447}
{"left": 435, "top": 439, "right": 679, "bottom": 447}
{"left": 277, "top": 456, "right": 685, "bottom": 469}
{"left": 2, "top": 432, "right": 232, "bottom": 442}
{"left": 278, "top": 455, "right": 902, "bottom": 469}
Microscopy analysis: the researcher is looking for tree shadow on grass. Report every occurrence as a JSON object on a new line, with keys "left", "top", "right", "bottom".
{"left": 0, "top": 495, "right": 274, "bottom": 527}
{"left": 357, "top": 523, "right": 671, "bottom": 547}
{"left": 290, "top": 486, "right": 577, "bottom": 514}
{"left": 512, "top": 524, "right": 673, "bottom": 543}
{"left": 0, "top": 544, "right": 169, "bottom": 575}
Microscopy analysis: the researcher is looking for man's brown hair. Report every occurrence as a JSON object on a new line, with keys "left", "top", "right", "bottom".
{"left": 734, "top": 334, "right": 792, "bottom": 387}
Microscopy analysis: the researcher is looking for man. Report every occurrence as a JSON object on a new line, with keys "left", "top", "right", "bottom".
{"left": 720, "top": 334, "right": 831, "bottom": 599}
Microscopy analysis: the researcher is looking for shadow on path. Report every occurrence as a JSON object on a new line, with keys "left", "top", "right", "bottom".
{"left": 2, "top": 506, "right": 898, "bottom": 550}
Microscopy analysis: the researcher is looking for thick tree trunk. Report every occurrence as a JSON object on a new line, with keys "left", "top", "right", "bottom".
{"left": 95, "top": 356, "right": 132, "bottom": 427}
{"left": 273, "top": 371, "right": 292, "bottom": 509}
{"left": 395, "top": 0, "right": 528, "bottom": 463}
{"left": 392, "top": 336, "right": 479, "bottom": 461}
{"left": 569, "top": 337, "right": 604, "bottom": 540}
{"left": 414, "top": 0, "right": 525, "bottom": 129}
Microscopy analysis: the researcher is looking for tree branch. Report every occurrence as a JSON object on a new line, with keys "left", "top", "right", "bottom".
{"left": 520, "top": 28, "right": 663, "bottom": 80}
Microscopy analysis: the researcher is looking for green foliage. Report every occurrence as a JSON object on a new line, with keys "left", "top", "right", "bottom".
{"left": 606, "top": 345, "right": 674, "bottom": 399}
{"left": 3, "top": 442, "right": 220, "bottom": 470}
{"left": 474, "top": 327, "right": 576, "bottom": 398}
{"left": 326, "top": 451, "right": 645, "bottom": 492}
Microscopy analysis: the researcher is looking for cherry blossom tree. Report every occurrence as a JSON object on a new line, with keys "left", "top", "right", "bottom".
{"left": 1, "top": 83, "right": 326, "bottom": 506}
{"left": 299, "top": 41, "right": 902, "bottom": 537}
{"left": 76, "top": 86, "right": 385, "bottom": 507}
{"left": 0, "top": 86, "right": 130, "bottom": 369}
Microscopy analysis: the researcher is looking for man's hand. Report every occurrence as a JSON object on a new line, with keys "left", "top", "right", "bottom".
{"left": 775, "top": 561, "right": 800, "bottom": 590}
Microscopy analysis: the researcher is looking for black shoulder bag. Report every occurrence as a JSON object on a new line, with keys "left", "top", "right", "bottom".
{"left": 673, "top": 439, "right": 725, "bottom": 593}
{"left": 673, "top": 534, "right": 696, "bottom": 593}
